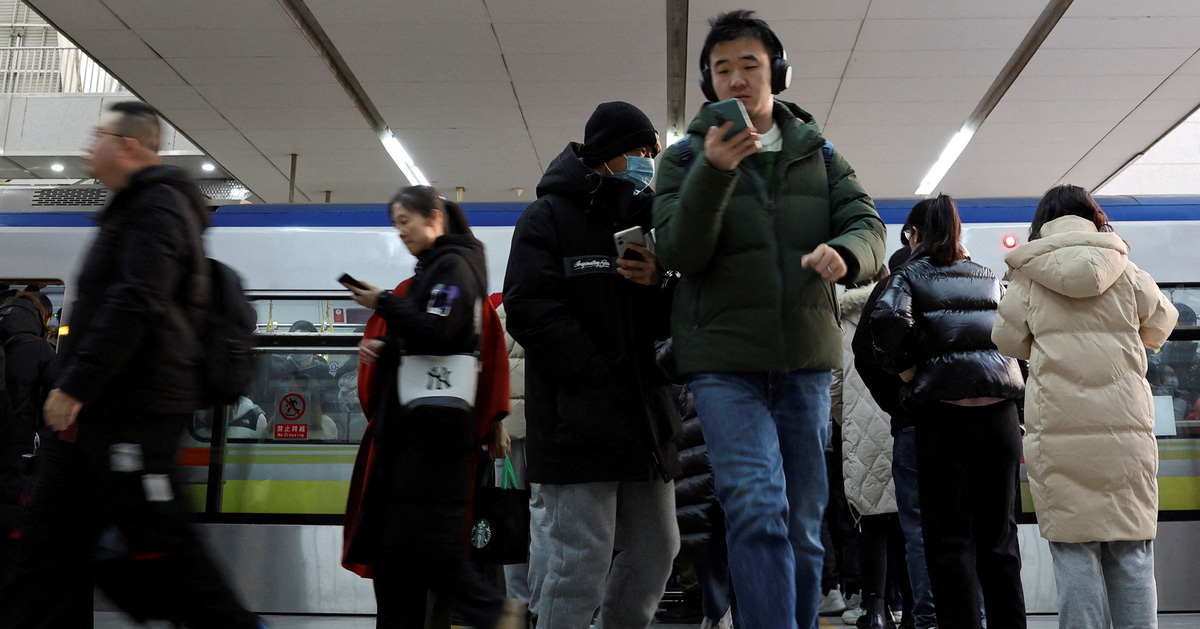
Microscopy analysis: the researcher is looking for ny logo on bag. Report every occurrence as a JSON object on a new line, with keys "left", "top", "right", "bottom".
{"left": 426, "top": 366, "right": 452, "bottom": 390}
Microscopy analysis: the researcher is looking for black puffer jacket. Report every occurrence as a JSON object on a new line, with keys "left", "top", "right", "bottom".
{"left": 657, "top": 341, "right": 720, "bottom": 559}
{"left": 868, "top": 250, "right": 1023, "bottom": 407}
{"left": 503, "top": 143, "right": 681, "bottom": 485}
{"left": 0, "top": 297, "right": 56, "bottom": 501}
{"left": 57, "top": 165, "right": 209, "bottom": 415}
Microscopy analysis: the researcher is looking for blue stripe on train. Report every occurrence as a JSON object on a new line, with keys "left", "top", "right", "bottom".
{"left": 5, "top": 197, "right": 1200, "bottom": 227}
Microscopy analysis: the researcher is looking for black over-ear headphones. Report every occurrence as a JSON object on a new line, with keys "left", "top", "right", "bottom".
{"left": 699, "top": 26, "right": 792, "bottom": 102}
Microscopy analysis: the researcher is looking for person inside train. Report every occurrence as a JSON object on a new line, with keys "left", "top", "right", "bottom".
{"left": 0, "top": 291, "right": 58, "bottom": 573}
{"left": 2, "top": 100, "right": 261, "bottom": 627}
{"left": 342, "top": 185, "right": 523, "bottom": 629}
{"left": 993, "top": 184, "right": 1178, "bottom": 629}
{"left": 651, "top": 9, "right": 885, "bottom": 629}
{"left": 265, "top": 320, "right": 339, "bottom": 441}
{"left": 868, "top": 194, "right": 1026, "bottom": 629}
{"left": 502, "top": 100, "right": 681, "bottom": 629}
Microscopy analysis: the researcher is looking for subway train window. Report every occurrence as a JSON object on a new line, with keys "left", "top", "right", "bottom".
{"left": 181, "top": 295, "right": 366, "bottom": 518}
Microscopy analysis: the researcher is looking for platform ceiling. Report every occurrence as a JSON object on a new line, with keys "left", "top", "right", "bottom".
{"left": 28, "top": 0, "right": 1200, "bottom": 203}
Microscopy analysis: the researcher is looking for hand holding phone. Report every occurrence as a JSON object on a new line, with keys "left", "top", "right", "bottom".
{"left": 711, "top": 98, "right": 752, "bottom": 140}
{"left": 338, "top": 273, "right": 368, "bottom": 291}
{"left": 614, "top": 227, "right": 648, "bottom": 261}
{"left": 705, "top": 98, "right": 760, "bottom": 172}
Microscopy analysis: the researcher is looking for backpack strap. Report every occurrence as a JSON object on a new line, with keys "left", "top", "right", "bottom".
{"left": 672, "top": 136, "right": 696, "bottom": 173}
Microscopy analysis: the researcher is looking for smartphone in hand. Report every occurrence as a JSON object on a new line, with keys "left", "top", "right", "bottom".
{"left": 711, "top": 98, "right": 752, "bottom": 140}
{"left": 614, "top": 227, "right": 647, "bottom": 261}
{"left": 338, "top": 273, "right": 368, "bottom": 291}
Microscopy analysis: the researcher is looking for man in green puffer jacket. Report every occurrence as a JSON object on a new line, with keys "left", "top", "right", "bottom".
{"left": 652, "top": 10, "right": 885, "bottom": 629}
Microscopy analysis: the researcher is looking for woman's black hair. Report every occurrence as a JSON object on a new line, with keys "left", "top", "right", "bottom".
{"left": 901, "top": 199, "right": 930, "bottom": 249}
{"left": 1029, "top": 184, "right": 1112, "bottom": 241}
{"left": 701, "top": 10, "right": 782, "bottom": 70}
{"left": 913, "top": 194, "right": 964, "bottom": 266}
{"left": 390, "top": 185, "right": 474, "bottom": 238}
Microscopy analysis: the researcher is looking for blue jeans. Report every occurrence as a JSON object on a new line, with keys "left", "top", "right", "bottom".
{"left": 696, "top": 531, "right": 733, "bottom": 620}
{"left": 893, "top": 426, "right": 937, "bottom": 629}
{"left": 691, "top": 370, "right": 832, "bottom": 629}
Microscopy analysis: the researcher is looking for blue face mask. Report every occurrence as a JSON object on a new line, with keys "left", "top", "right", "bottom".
{"left": 607, "top": 155, "right": 655, "bottom": 194}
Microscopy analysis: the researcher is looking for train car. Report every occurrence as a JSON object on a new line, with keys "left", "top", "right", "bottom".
{"left": 3, "top": 193, "right": 1200, "bottom": 615}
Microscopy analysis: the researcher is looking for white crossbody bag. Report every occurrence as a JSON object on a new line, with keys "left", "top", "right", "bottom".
{"left": 397, "top": 353, "right": 480, "bottom": 413}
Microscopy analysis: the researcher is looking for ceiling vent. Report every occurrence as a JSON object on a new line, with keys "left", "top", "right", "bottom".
{"left": 30, "top": 187, "right": 108, "bottom": 207}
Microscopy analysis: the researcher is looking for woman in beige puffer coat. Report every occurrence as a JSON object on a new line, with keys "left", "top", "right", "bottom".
{"left": 992, "top": 185, "right": 1177, "bottom": 629}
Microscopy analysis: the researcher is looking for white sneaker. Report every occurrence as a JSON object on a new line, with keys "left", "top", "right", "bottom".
{"left": 700, "top": 609, "right": 734, "bottom": 629}
{"left": 842, "top": 605, "right": 866, "bottom": 626}
{"left": 845, "top": 593, "right": 862, "bottom": 611}
{"left": 819, "top": 588, "right": 848, "bottom": 615}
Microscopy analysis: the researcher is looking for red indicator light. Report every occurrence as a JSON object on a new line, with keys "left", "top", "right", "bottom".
{"left": 1003, "top": 235, "right": 1018, "bottom": 248}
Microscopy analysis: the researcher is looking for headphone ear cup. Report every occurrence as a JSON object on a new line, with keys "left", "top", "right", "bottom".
{"left": 771, "top": 58, "right": 792, "bottom": 95}
{"left": 700, "top": 67, "right": 718, "bottom": 102}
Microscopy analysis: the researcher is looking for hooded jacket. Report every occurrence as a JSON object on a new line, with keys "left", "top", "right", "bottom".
{"left": 869, "top": 251, "right": 1024, "bottom": 407}
{"left": 833, "top": 284, "right": 896, "bottom": 517}
{"left": 503, "top": 143, "right": 681, "bottom": 485}
{"left": 992, "top": 215, "right": 1178, "bottom": 542}
{"left": 57, "top": 165, "right": 209, "bottom": 416}
{"left": 653, "top": 100, "right": 885, "bottom": 374}
{"left": 0, "top": 297, "right": 56, "bottom": 499}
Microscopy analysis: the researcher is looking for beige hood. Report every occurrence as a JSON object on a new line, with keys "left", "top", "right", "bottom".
{"left": 1004, "top": 215, "right": 1127, "bottom": 298}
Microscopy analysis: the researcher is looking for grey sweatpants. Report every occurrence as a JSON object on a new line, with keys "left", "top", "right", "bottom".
{"left": 1049, "top": 540, "right": 1157, "bottom": 629}
{"left": 534, "top": 479, "right": 679, "bottom": 629}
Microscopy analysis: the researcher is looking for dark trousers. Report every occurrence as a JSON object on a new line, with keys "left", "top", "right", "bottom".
{"left": 0, "top": 411, "right": 258, "bottom": 628}
{"left": 822, "top": 422, "right": 861, "bottom": 595}
{"left": 370, "top": 405, "right": 504, "bottom": 629}
{"left": 915, "top": 401, "right": 1026, "bottom": 629}
{"left": 859, "top": 513, "right": 909, "bottom": 614}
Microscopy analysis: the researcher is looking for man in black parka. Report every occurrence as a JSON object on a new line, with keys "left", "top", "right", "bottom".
{"left": 1, "top": 102, "right": 259, "bottom": 628}
{"left": 503, "top": 101, "right": 681, "bottom": 628}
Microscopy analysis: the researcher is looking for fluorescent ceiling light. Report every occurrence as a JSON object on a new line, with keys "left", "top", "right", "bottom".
{"left": 915, "top": 126, "right": 975, "bottom": 196}
{"left": 202, "top": 162, "right": 215, "bottom": 172}
{"left": 50, "top": 163, "right": 64, "bottom": 172}
{"left": 380, "top": 128, "right": 429, "bottom": 186}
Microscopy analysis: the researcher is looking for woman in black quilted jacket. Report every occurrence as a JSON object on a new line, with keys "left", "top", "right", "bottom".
{"left": 867, "top": 195, "right": 1026, "bottom": 629}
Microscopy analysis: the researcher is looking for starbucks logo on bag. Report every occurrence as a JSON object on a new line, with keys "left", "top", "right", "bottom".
{"left": 471, "top": 519, "right": 492, "bottom": 549}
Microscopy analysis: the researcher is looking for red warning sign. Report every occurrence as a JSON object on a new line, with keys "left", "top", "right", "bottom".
{"left": 333, "top": 308, "right": 345, "bottom": 323}
{"left": 275, "top": 423, "right": 308, "bottom": 439}
{"left": 278, "top": 393, "right": 306, "bottom": 420}
{"left": 276, "top": 393, "right": 308, "bottom": 440}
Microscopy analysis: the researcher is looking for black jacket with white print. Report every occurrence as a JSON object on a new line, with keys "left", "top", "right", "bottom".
{"left": 503, "top": 143, "right": 681, "bottom": 485}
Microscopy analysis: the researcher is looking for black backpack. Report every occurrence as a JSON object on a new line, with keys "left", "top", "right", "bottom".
{"left": 192, "top": 258, "right": 257, "bottom": 407}
{"left": 174, "top": 195, "right": 258, "bottom": 408}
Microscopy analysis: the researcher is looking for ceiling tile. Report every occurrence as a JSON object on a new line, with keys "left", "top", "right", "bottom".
{"left": 493, "top": 21, "right": 663, "bottom": 55}
{"left": 70, "top": 30, "right": 158, "bottom": 60}
{"left": 855, "top": 18, "right": 1035, "bottom": 51}
{"left": 27, "top": 0, "right": 127, "bottom": 31}
{"left": 140, "top": 28, "right": 318, "bottom": 59}
{"left": 305, "top": 0, "right": 490, "bottom": 25}
{"left": 169, "top": 56, "right": 333, "bottom": 85}
{"left": 342, "top": 53, "right": 510, "bottom": 82}
{"left": 100, "top": 0, "right": 295, "bottom": 32}
{"left": 197, "top": 83, "right": 355, "bottom": 110}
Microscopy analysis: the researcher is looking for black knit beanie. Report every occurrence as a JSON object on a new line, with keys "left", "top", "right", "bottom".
{"left": 580, "top": 101, "right": 659, "bottom": 167}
